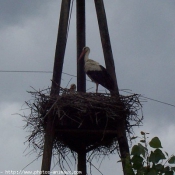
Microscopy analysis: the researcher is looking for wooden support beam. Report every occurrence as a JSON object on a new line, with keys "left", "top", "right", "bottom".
{"left": 41, "top": 1, "right": 71, "bottom": 174}
{"left": 77, "top": 0, "right": 86, "bottom": 92}
{"left": 76, "top": 1, "right": 86, "bottom": 174}
{"left": 55, "top": 129, "right": 118, "bottom": 134}
{"left": 94, "top": 0, "right": 119, "bottom": 96}
{"left": 50, "top": 0, "right": 72, "bottom": 96}
{"left": 94, "top": 1, "right": 129, "bottom": 174}
{"left": 78, "top": 145, "right": 86, "bottom": 175}
{"left": 40, "top": 118, "right": 55, "bottom": 175}
{"left": 116, "top": 120, "right": 130, "bottom": 175}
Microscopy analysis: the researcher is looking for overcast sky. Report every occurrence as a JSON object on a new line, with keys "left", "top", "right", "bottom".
{"left": 0, "top": 0, "right": 175, "bottom": 174}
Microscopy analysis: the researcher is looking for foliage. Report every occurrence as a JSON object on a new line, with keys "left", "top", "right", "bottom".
{"left": 125, "top": 132, "right": 175, "bottom": 175}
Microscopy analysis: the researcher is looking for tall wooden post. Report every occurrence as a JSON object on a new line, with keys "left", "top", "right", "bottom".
{"left": 77, "top": 145, "right": 86, "bottom": 175}
{"left": 94, "top": 0, "right": 119, "bottom": 96}
{"left": 41, "top": 1, "right": 71, "bottom": 174}
{"left": 77, "top": 0, "right": 86, "bottom": 93}
{"left": 76, "top": 1, "right": 87, "bottom": 174}
{"left": 94, "top": 0, "right": 129, "bottom": 174}
{"left": 50, "top": 0, "right": 72, "bottom": 95}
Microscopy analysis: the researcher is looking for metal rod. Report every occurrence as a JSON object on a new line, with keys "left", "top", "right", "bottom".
{"left": 41, "top": 1, "right": 71, "bottom": 174}
{"left": 77, "top": 0, "right": 86, "bottom": 92}
{"left": 94, "top": 0, "right": 119, "bottom": 96}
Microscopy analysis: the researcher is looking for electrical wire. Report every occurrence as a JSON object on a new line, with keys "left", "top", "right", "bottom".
{"left": 0, "top": 70, "right": 52, "bottom": 73}
{"left": 66, "top": 0, "right": 74, "bottom": 40}
{"left": 0, "top": 70, "right": 91, "bottom": 81}
{"left": 0, "top": 70, "right": 175, "bottom": 108}
{"left": 120, "top": 89, "right": 175, "bottom": 108}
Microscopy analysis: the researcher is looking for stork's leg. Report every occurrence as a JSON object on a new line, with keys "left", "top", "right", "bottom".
{"left": 96, "top": 83, "right": 99, "bottom": 93}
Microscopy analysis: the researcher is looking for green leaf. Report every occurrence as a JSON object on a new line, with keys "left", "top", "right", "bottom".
{"left": 155, "top": 164, "right": 164, "bottom": 172}
{"left": 171, "top": 166, "right": 175, "bottom": 171}
{"left": 124, "top": 166, "right": 135, "bottom": 175}
{"left": 165, "top": 171, "right": 173, "bottom": 175}
{"left": 136, "top": 170, "right": 146, "bottom": 175}
{"left": 124, "top": 155, "right": 135, "bottom": 175}
{"left": 147, "top": 169, "right": 157, "bottom": 175}
{"left": 149, "top": 149, "right": 166, "bottom": 164}
{"left": 149, "top": 137, "right": 163, "bottom": 148}
{"left": 138, "top": 143, "right": 147, "bottom": 158}
{"left": 168, "top": 156, "right": 175, "bottom": 164}
{"left": 131, "top": 144, "right": 147, "bottom": 158}
{"left": 154, "top": 149, "right": 166, "bottom": 159}
{"left": 131, "top": 145, "right": 140, "bottom": 156}
{"left": 164, "top": 166, "right": 170, "bottom": 172}
{"left": 149, "top": 151, "right": 156, "bottom": 163}
{"left": 131, "top": 155, "right": 144, "bottom": 170}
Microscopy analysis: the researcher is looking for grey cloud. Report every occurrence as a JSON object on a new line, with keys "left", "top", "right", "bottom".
{"left": 0, "top": 0, "right": 57, "bottom": 29}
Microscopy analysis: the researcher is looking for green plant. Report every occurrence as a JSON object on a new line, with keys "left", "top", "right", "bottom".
{"left": 125, "top": 131, "right": 175, "bottom": 175}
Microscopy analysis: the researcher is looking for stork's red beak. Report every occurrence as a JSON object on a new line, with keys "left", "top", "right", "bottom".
{"left": 78, "top": 50, "right": 85, "bottom": 61}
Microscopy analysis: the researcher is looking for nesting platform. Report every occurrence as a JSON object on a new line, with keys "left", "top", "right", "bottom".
{"left": 24, "top": 87, "right": 143, "bottom": 155}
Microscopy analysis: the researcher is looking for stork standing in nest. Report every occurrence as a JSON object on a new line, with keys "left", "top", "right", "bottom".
{"left": 78, "top": 46, "right": 114, "bottom": 93}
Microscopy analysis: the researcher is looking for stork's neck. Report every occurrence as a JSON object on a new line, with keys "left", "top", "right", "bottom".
{"left": 84, "top": 50, "right": 90, "bottom": 62}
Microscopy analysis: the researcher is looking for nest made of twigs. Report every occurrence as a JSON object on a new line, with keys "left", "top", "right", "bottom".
{"left": 24, "top": 87, "right": 143, "bottom": 157}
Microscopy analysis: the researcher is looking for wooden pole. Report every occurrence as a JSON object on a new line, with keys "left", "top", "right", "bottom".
{"left": 94, "top": 0, "right": 119, "bottom": 96}
{"left": 76, "top": 0, "right": 87, "bottom": 174}
{"left": 50, "top": 0, "right": 72, "bottom": 96}
{"left": 77, "top": 145, "right": 86, "bottom": 175}
{"left": 94, "top": 0, "right": 129, "bottom": 174}
{"left": 116, "top": 120, "right": 130, "bottom": 175}
{"left": 77, "top": 0, "right": 86, "bottom": 92}
{"left": 41, "top": 1, "right": 71, "bottom": 174}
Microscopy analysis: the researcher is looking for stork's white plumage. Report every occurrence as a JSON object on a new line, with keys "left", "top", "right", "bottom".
{"left": 78, "top": 46, "right": 114, "bottom": 93}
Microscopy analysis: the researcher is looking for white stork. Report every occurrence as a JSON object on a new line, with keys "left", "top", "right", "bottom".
{"left": 62, "top": 84, "right": 76, "bottom": 95}
{"left": 78, "top": 46, "right": 114, "bottom": 93}
{"left": 69, "top": 84, "right": 76, "bottom": 93}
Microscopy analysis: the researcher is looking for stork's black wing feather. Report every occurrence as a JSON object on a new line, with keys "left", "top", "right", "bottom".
{"left": 86, "top": 65, "right": 114, "bottom": 91}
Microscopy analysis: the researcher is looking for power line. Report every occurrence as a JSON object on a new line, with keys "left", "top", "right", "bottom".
{"left": 0, "top": 70, "right": 89, "bottom": 80}
{"left": 0, "top": 70, "right": 175, "bottom": 108}
{"left": 0, "top": 70, "right": 76, "bottom": 77}
{"left": 0, "top": 70, "right": 52, "bottom": 73}
{"left": 143, "top": 96, "right": 175, "bottom": 107}
{"left": 120, "top": 89, "right": 175, "bottom": 108}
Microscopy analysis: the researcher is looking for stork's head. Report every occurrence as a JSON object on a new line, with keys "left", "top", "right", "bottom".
{"left": 69, "top": 84, "right": 76, "bottom": 92}
{"left": 69, "top": 84, "right": 76, "bottom": 94}
{"left": 82, "top": 46, "right": 90, "bottom": 52}
{"left": 78, "top": 46, "right": 90, "bottom": 61}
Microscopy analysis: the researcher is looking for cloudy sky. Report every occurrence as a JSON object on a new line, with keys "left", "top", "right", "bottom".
{"left": 0, "top": 0, "right": 175, "bottom": 174}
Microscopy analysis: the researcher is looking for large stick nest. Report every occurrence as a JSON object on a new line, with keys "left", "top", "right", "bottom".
{"left": 23, "top": 87, "right": 143, "bottom": 158}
